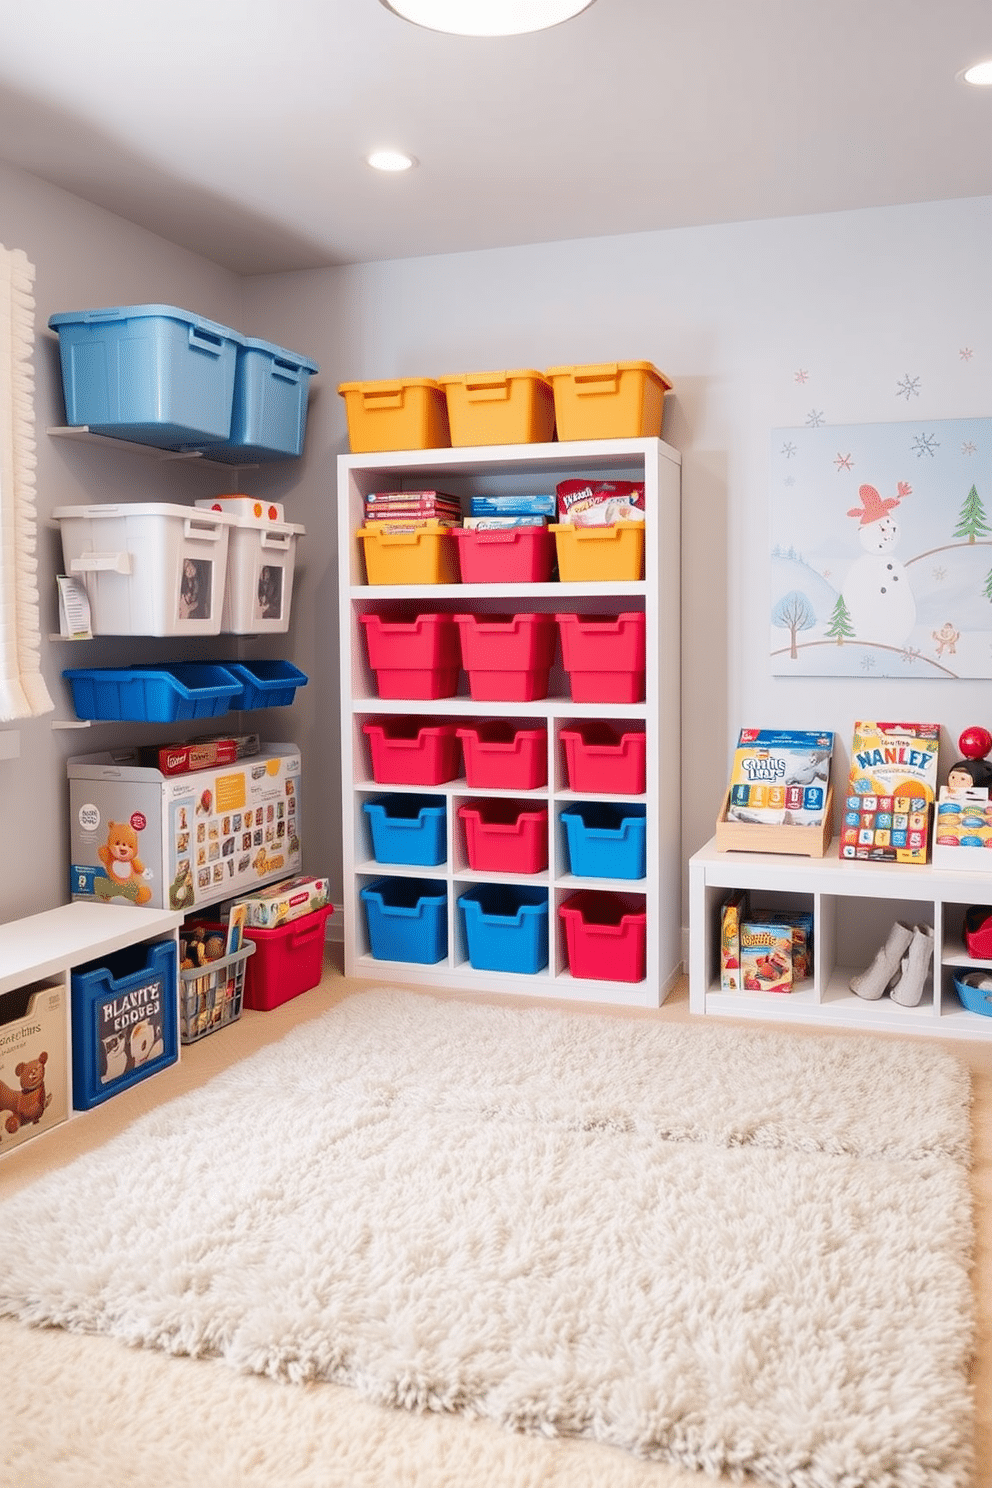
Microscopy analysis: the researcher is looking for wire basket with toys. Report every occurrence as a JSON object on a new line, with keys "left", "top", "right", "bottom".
{"left": 178, "top": 918, "right": 255, "bottom": 1044}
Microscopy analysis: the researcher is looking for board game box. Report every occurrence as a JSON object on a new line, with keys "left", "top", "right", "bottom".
{"left": 739, "top": 921, "right": 793, "bottom": 994}
{"left": 841, "top": 720, "right": 940, "bottom": 864}
{"left": 726, "top": 729, "right": 834, "bottom": 827}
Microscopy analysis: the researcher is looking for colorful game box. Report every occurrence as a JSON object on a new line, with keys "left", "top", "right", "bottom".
{"left": 933, "top": 787, "right": 992, "bottom": 870}
{"left": 739, "top": 921, "right": 794, "bottom": 994}
{"left": 726, "top": 729, "right": 834, "bottom": 827}
{"left": 841, "top": 721, "right": 940, "bottom": 864}
{"left": 719, "top": 888, "right": 748, "bottom": 991}
{"left": 748, "top": 908, "right": 814, "bottom": 982}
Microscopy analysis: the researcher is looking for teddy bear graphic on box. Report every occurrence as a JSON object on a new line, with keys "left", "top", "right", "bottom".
{"left": 95, "top": 820, "right": 153, "bottom": 905}
{"left": 0, "top": 1051, "right": 52, "bottom": 1136}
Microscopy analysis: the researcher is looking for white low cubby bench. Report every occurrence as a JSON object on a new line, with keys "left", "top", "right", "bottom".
{"left": 0, "top": 901, "right": 185, "bottom": 1158}
{"left": 689, "top": 837, "right": 992, "bottom": 1041}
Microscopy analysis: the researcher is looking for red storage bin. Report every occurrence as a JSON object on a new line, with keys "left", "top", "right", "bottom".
{"left": 556, "top": 612, "right": 645, "bottom": 703}
{"left": 450, "top": 526, "right": 555, "bottom": 584}
{"left": 359, "top": 612, "right": 461, "bottom": 698}
{"left": 458, "top": 801, "right": 549, "bottom": 874}
{"left": 242, "top": 904, "right": 334, "bottom": 1011}
{"left": 457, "top": 722, "right": 548, "bottom": 789}
{"left": 454, "top": 612, "right": 557, "bottom": 701}
{"left": 559, "top": 890, "right": 646, "bottom": 983}
{"left": 363, "top": 720, "right": 461, "bottom": 784}
{"left": 560, "top": 723, "right": 647, "bottom": 794}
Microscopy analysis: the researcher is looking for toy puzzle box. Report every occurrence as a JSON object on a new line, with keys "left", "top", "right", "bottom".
{"left": 68, "top": 743, "right": 302, "bottom": 912}
{"left": 841, "top": 721, "right": 939, "bottom": 864}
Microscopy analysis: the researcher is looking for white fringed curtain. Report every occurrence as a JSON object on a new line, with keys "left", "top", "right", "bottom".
{"left": 0, "top": 244, "right": 53, "bottom": 719}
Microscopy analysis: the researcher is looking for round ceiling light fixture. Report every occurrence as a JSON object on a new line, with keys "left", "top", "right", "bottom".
{"left": 959, "top": 58, "right": 992, "bottom": 85}
{"left": 379, "top": 0, "right": 596, "bottom": 37}
{"left": 367, "top": 149, "right": 417, "bottom": 172}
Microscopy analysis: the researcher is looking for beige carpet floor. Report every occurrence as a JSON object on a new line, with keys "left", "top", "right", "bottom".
{"left": 2, "top": 944, "right": 988, "bottom": 1488}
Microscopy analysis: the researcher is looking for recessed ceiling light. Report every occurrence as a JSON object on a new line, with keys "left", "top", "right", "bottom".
{"left": 379, "top": 0, "right": 596, "bottom": 38}
{"left": 959, "top": 59, "right": 992, "bottom": 85}
{"left": 367, "top": 149, "right": 417, "bottom": 172}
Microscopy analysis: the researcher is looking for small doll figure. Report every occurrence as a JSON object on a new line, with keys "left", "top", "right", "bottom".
{"left": 946, "top": 726, "right": 992, "bottom": 796}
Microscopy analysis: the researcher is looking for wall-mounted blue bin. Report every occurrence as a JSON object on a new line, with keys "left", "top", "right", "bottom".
{"left": 363, "top": 795, "right": 447, "bottom": 866}
{"left": 225, "top": 659, "right": 309, "bottom": 710}
{"left": 63, "top": 663, "right": 242, "bottom": 722}
{"left": 360, "top": 877, "right": 448, "bottom": 963}
{"left": 71, "top": 939, "right": 178, "bottom": 1109}
{"left": 199, "top": 338, "right": 319, "bottom": 463}
{"left": 560, "top": 801, "right": 647, "bottom": 879}
{"left": 48, "top": 304, "right": 241, "bottom": 449}
{"left": 457, "top": 884, "right": 548, "bottom": 974}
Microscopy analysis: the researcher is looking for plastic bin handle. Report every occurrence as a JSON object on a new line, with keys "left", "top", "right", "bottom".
{"left": 570, "top": 363, "right": 621, "bottom": 394}
{"left": 271, "top": 357, "right": 302, "bottom": 385}
{"left": 187, "top": 323, "right": 225, "bottom": 356}
{"left": 183, "top": 517, "right": 227, "bottom": 544}
{"left": 70, "top": 550, "right": 132, "bottom": 575}
{"left": 360, "top": 385, "right": 405, "bottom": 410}
{"left": 463, "top": 375, "right": 510, "bottom": 403}
{"left": 259, "top": 529, "right": 293, "bottom": 553}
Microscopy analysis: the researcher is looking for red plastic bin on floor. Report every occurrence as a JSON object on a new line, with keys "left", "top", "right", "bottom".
{"left": 242, "top": 903, "right": 334, "bottom": 1011}
{"left": 363, "top": 719, "right": 461, "bottom": 784}
{"left": 359, "top": 612, "right": 461, "bottom": 698}
{"left": 555, "top": 612, "right": 645, "bottom": 703}
{"left": 558, "top": 890, "right": 646, "bottom": 983}
{"left": 456, "top": 722, "right": 547, "bottom": 790}
{"left": 560, "top": 723, "right": 646, "bottom": 795}
{"left": 454, "top": 612, "right": 557, "bottom": 701}
{"left": 458, "top": 801, "right": 549, "bottom": 874}
{"left": 450, "top": 526, "right": 555, "bottom": 584}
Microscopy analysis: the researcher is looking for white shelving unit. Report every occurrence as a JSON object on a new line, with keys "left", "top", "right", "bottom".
{"left": 338, "top": 437, "right": 682, "bottom": 1009}
{"left": 689, "top": 836, "right": 992, "bottom": 1041}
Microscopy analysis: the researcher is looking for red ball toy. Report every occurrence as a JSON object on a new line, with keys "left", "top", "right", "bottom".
{"left": 958, "top": 726, "right": 992, "bottom": 761}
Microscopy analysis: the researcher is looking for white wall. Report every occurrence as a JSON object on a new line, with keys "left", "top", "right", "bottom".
{"left": 3, "top": 169, "right": 989, "bottom": 930}
{"left": 246, "top": 194, "right": 992, "bottom": 912}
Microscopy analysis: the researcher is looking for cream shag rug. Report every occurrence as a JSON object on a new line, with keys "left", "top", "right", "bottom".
{"left": 0, "top": 990, "right": 975, "bottom": 1488}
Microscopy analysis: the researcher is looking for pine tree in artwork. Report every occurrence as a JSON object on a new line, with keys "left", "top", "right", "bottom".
{"left": 984, "top": 567, "right": 992, "bottom": 603}
{"left": 953, "top": 484, "right": 991, "bottom": 544}
{"left": 825, "top": 592, "right": 855, "bottom": 644}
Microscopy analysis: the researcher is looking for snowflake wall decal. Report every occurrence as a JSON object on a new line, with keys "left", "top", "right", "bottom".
{"left": 960, "top": 348, "right": 974, "bottom": 361}
{"left": 896, "top": 374, "right": 921, "bottom": 400}
{"left": 805, "top": 410, "right": 825, "bottom": 428}
{"left": 794, "top": 369, "right": 809, "bottom": 383}
{"left": 911, "top": 431, "right": 939, "bottom": 457}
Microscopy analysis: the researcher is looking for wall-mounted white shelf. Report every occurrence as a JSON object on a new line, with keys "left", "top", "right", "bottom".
{"left": 47, "top": 425, "right": 257, "bottom": 469}
{"left": 338, "top": 436, "right": 683, "bottom": 1010}
{"left": 689, "top": 836, "right": 992, "bottom": 1041}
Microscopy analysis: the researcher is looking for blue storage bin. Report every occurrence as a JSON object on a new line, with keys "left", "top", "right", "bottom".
{"left": 224, "top": 660, "right": 309, "bottom": 710}
{"left": 457, "top": 884, "right": 549, "bottom": 974}
{"left": 48, "top": 305, "right": 241, "bottom": 449}
{"left": 360, "top": 877, "right": 448, "bottom": 963}
{"left": 71, "top": 939, "right": 179, "bottom": 1109}
{"left": 953, "top": 971, "right": 992, "bottom": 1018}
{"left": 364, "top": 795, "right": 447, "bottom": 866}
{"left": 201, "top": 338, "right": 319, "bottom": 463}
{"left": 560, "top": 801, "right": 647, "bottom": 879}
{"left": 63, "top": 663, "right": 241, "bottom": 722}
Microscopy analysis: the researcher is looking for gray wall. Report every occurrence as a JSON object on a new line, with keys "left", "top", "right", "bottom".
{"left": 3, "top": 159, "right": 991, "bottom": 929}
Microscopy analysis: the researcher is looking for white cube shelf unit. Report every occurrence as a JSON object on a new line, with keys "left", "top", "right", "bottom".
{"left": 338, "top": 437, "right": 682, "bottom": 1008}
{"left": 689, "top": 836, "right": 992, "bottom": 1041}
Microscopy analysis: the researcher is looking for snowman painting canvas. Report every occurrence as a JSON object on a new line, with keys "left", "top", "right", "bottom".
{"left": 768, "top": 416, "right": 992, "bottom": 677}
{"left": 842, "top": 481, "right": 916, "bottom": 648}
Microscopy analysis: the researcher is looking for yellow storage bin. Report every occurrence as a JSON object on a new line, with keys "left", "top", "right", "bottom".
{"left": 338, "top": 378, "right": 451, "bottom": 453}
{"left": 549, "top": 521, "right": 645, "bottom": 582}
{"left": 544, "top": 361, "right": 672, "bottom": 442}
{"left": 437, "top": 369, "right": 555, "bottom": 447}
{"left": 358, "top": 520, "right": 460, "bottom": 585}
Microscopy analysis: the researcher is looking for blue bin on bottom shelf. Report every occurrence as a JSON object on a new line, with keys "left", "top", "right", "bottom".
{"left": 63, "top": 663, "right": 241, "bottom": 722}
{"left": 225, "top": 659, "right": 309, "bottom": 710}
{"left": 71, "top": 939, "right": 179, "bottom": 1109}
{"left": 457, "top": 884, "right": 549, "bottom": 974}
{"left": 363, "top": 795, "right": 447, "bottom": 866}
{"left": 360, "top": 877, "right": 448, "bottom": 963}
{"left": 560, "top": 801, "right": 647, "bottom": 879}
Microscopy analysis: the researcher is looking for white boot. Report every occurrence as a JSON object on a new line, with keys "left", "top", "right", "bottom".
{"left": 889, "top": 925, "right": 935, "bottom": 1007}
{"left": 850, "top": 921, "right": 914, "bottom": 999}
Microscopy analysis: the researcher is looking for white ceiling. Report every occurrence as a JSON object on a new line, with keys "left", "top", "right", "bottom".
{"left": 1, "top": 0, "right": 990, "bottom": 276}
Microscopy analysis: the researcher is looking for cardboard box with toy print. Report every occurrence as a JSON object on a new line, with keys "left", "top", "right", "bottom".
{"left": 0, "top": 979, "right": 68, "bottom": 1154}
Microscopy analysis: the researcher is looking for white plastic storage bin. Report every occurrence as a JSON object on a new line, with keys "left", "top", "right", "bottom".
{"left": 54, "top": 503, "right": 235, "bottom": 636}
{"left": 48, "top": 304, "right": 242, "bottom": 449}
{"left": 200, "top": 338, "right": 319, "bottom": 463}
{"left": 195, "top": 498, "right": 304, "bottom": 633}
